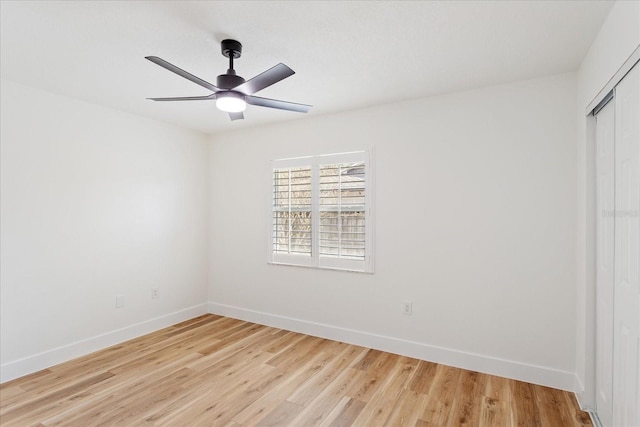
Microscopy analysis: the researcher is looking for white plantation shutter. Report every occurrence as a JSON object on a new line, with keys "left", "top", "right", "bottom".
{"left": 270, "top": 151, "right": 373, "bottom": 272}
{"left": 272, "top": 167, "right": 312, "bottom": 256}
{"left": 319, "top": 162, "right": 366, "bottom": 260}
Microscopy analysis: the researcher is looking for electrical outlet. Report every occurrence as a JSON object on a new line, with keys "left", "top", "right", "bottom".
{"left": 151, "top": 288, "right": 159, "bottom": 299}
{"left": 403, "top": 301, "right": 412, "bottom": 316}
{"left": 116, "top": 294, "right": 125, "bottom": 308}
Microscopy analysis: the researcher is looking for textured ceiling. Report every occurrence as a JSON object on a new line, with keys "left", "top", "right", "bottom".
{"left": 0, "top": 1, "right": 613, "bottom": 135}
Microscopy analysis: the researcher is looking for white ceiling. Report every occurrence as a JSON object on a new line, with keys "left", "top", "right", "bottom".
{"left": 1, "top": 1, "right": 613, "bottom": 135}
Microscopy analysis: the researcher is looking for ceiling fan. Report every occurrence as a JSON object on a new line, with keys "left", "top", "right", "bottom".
{"left": 145, "top": 39, "right": 312, "bottom": 121}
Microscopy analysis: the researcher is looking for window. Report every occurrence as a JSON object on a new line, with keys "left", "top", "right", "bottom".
{"left": 270, "top": 151, "right": 373, "bottom": 273}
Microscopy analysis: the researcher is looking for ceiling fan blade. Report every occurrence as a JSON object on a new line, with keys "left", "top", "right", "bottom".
{"left": 145, "top": 56, "right": 218, "bottom": 92}
{"left": 147, "top": 95, "right": 216, "bottom": 101}
{"left": 246, "top": 95, "right": 311, "bottom": 113}
{"left": 229, "top": 112, "right": 244, "bottom": 121}
{"left": 234, "top": 63, "right": 294, "bottom": 95}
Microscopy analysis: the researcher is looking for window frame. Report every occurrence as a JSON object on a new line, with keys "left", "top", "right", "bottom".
{"left": 269, "top": 150, "right": 374, "bottom": 273}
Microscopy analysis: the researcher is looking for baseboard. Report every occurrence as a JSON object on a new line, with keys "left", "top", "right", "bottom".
{"left": 0, "top": 304, "right": 208, "bottom": 384}
{"left": 208, "top": 302, "right": 577, "bottom": 392}
{"left": 589, "top": 411, "right": 603, "bottom": 427}
{"left": 574, "top": 375, "right": 595, "bottom": 412}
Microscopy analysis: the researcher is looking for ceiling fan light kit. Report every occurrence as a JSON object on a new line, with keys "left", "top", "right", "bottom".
{"left": 216, "top": 91, "right": 246, "bottom": 113}
{"left": 145, "top": 39, "right": 311, "bottom": 121}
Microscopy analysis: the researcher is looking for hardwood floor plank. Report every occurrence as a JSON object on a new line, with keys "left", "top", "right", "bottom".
{"left": 231, "top": 351, "right": 337, "bottom": 425}
{"left": 479, "top": 374, "right": 513, "bottom": 427}
{"left": 350, "top": 349, "right": 383, "bottom": 371}
{"left": 0, "top": 385, "right": 29, "bottom": 412}
{"left": 408, "top": 360, "right": 438, "bottom": 395}
{"left": 484, "top": 374, "right": 512, "bottom": 403}
{"left": 287, "top": 345, "right": 365, "bottom": 406}
{"left": 255, "top": 400, "right": 304, "bottom": 427}
{"left": 419, "top": 363, "right": 462, "bottom": 425}
{"left": 265, "top": 335, "right": 325, "bottom": 369}
{"left": 43, "top": 357, "right": 203, "bottom": 426}
{"left": 345, "top": 351, "right": 399, "bottom": 402}
{"left": 512, "top": 380, "right": 542, "bottom": 427}
{"left": 0, "top": 371, "right": 114, "bottom": 424}
{"left": 447, "top": 370, "right": 486, "bottom": 426}
{"left": 262, "top": 330, "right": 302, "bottom": 354}
{"left": 287, "top": 356, "right": 369, "bottom": 426}
{"left": 159, "top": 314, "right": 222, "bottom": 337}
{"left": 30, "top": 316, "right": 228, "bottom": 400}
{"left": 534, "top": 384, "right": 581, "bottom": 427}
{"left": 142, "top": 375, "right": 234, "bottom": 424}
{"left": 198, "top": 366, "right": 291, "bottom": 426}
{"left": 479, "top": 395, "right": 511, "bottom": 427}
{"left": 350, "top": 357, "right": 419, "bottom": 426}
{"left": 153, "top": 360, "right": 276, "bottom": 427}
{"left": 197, "top": 322, "right": 267, "bottom": 356}
{"left": 382, "top": 388, "right": 429, "bottom": 427}
{"left": 184, "top": 327, "right": 274, "bottom": 376}
{"left": 0, "top": 385, "right": 24, "bottom": 403}
{"left": 0, "top": 369, "right": 54, "bottom": 396}
{"left": 321, "top": 396, "right": 366, "bottom": 427}
{"left": 0, "top": 314, "right": 592, "bottom": 427}
{"left": 565, "top": 393, "right": 593, "bottom": 427}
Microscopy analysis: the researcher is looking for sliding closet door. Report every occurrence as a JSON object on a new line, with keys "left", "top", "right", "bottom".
{"left": 595, "top": 97, "right": 615, "bottom": 427}
{"left": 612, "top": 63, "right": 640, "bottom": 427}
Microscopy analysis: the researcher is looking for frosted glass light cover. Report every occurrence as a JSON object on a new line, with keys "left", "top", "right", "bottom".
{"left": 216, "top": 93, "right": 246, "bottom": 113}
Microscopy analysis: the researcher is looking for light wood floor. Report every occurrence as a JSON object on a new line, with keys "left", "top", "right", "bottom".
{"left": 0, "top": 314, "right": 591, "bottom": 426}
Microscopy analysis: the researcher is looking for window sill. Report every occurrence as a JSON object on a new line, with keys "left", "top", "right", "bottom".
{"left": 267, "top": 261, "right": 374, "bottom": 274}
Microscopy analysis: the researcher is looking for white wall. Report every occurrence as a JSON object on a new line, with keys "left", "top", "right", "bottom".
{"left": 0, "top": 79, "right": 209, "bottom": 382}
{"left": 575, "top": 0, "right": 640, "bottom": 409}
{"left": 208, "top": 72, "right": 578, "bottom": 390}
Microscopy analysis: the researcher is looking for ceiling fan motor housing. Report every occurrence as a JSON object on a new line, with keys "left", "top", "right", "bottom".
{"left": 217, "top": 73, "right": 245, "bottom": 90}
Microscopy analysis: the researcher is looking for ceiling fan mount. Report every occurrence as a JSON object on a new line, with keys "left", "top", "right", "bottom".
{"left": 221, "top": 39, "right": 242, "bottom": 59}
{"left": 145, "top": 39, "right": 311, "bottom": 121}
